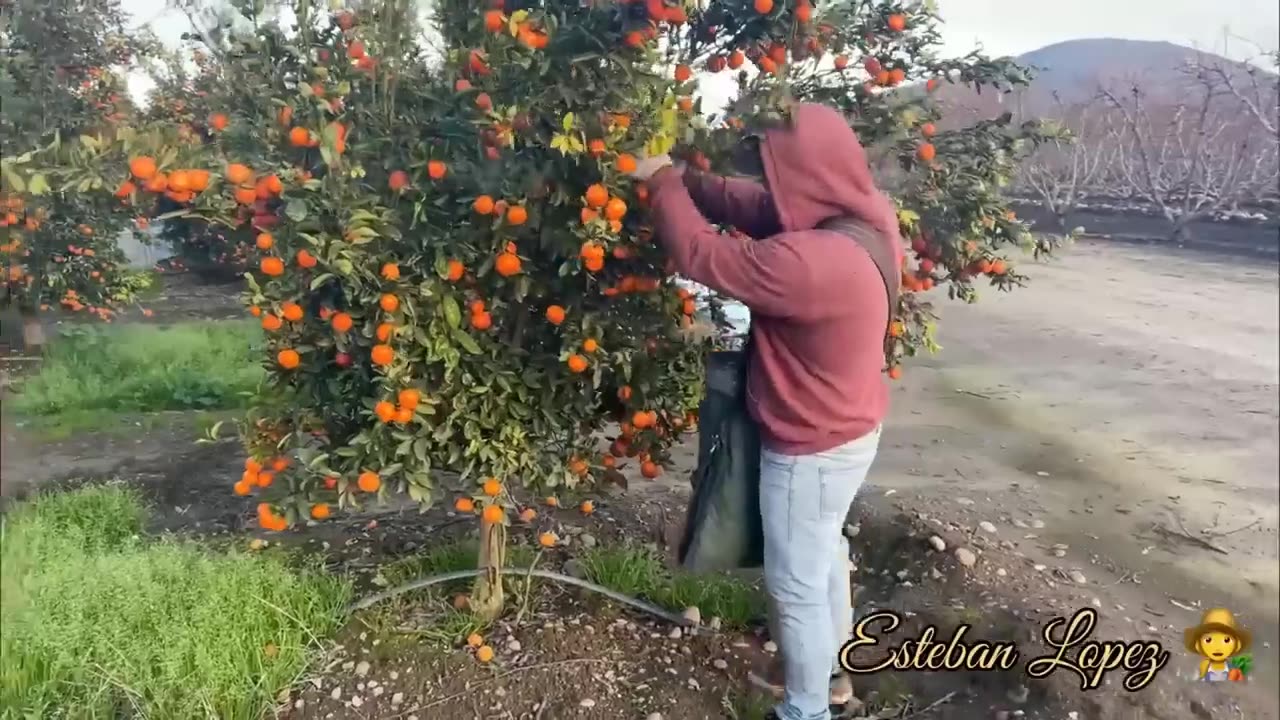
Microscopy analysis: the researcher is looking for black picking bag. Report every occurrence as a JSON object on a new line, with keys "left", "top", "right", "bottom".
{"left": 676, "top": 342, "right": 765, "bottom": 572}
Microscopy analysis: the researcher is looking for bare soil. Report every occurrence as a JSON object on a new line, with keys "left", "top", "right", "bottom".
{"left": 2, "top": 239, "right": 1277, "bottom": 720}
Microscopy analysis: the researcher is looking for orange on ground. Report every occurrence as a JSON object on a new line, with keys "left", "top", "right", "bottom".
{"left": 580, "top": 500, "right": 595, "bottom": 515}
{"left": 476, "top": 645, "right": 495, "bottom": 663}
{"left": 467, "top": 633, "right": 484, "bottom": 648}
{"left": 538, "top": 532, "right": 557, "bottom": 547}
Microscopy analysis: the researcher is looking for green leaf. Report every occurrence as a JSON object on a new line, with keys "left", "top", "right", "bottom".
{"left": 442, "top": 295, "right": 462, "bottom": 328}
{"left": 451, "top": 328, "right": 481, "bottom": 354}
{"left": 285, "top": 199, "right": 308, "bottom": 222}
{"left": 310, "top": 273, "right": 334, "bottom": 290}
{"left": 1, "top": 164, "right": 26, "bottom": 193}
{"left": 562, "top": 112, "right": 575, "bottom": 132}
{"left": 26, "top": 174, "right": 49, "bottom": 195}
{"left": 334, "top": 258, "right": 355, "bottom": 275}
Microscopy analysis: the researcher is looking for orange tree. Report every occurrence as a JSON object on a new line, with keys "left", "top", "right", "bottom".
{"left": 0, "top": 0, "right": 158, "bottom": 345}
{"left": 24, "top": 0, "right": 1058, "bottom": 617}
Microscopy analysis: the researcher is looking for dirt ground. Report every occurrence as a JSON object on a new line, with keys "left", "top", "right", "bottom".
{"left": 2, "top": 238, "right": 1277, "bottom": 719}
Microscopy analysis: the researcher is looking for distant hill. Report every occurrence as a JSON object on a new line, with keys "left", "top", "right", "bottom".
{"left": 934, "top": 38, "right": 1274, "bottom": 118}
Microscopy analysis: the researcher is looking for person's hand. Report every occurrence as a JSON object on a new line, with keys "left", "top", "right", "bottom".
{"left": 630, "top": 154, "right": 676, "bottom": 181}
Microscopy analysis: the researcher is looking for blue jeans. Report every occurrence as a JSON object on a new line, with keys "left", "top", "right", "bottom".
{"left": 761, "top": 428, "right": 880, "bottom": 720}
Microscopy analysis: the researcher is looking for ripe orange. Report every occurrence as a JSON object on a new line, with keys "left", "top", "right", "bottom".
{"left": 357, "top": 471, "right": 381, "bottom": 493}
{"left": 256, "top": 471, "right": 275, "bottom": 488}
{"left": 494, "top": 251, "right": 522, "bottom": 277}
{"left": 889, "top": 68, "right": 905, "bottom": 86}
{"left": 294, "top": 249, "right": 316, "bottom": 269}
{"left": 234, "top": 186, "right": 258, "bottom": 205}
{"left": 398, "top": 388, "right": 421, "bottom": 410}
{"left": 887, "top": 13, "right": 906, "bottom": 32}
{"left": 446, "top": 259, "right": 465, "bottom": 281}
{"left": 538, "top": 532, "right": 557, "bottom": 547}
{"left": 347, "top": 39, "right": 366, "bottom": 60}
{"left": 588, "top": 138, "right": 606, "bottom": 157}
{"left": 282, "top": 302, "right": 304, "bottom": 322}
{"left": 604, "top": 197, "right": 627, "bottom": 221}
{"left": 616, "top": 154, "right": 637, "bottom": 174}
{"left": 546, "top": 496, "right": 560, "bottom": 507}
{"left": 921, "top": 122, "right": 936, "bottom": 138}
{"left": 256, "top": 233, "right": 274, "bottom": 250}
{"left": 234, "top": 480, "right": 252, "bottom": 496}
{"left": 728, "top": 50, "right": 745, "bottom": 69}
{"left": 467, "top": 632, "right": 484, "bottom": 648}
{"left": 381, "top": 262, "right": 401, "bottom": 280}
{"left": 520, "top": 508, "right": 537, "bottom": 522}
{"left": 506, "top": 205, "right": 528, "bottom": 225}
{"left": 371, "top": 344, "right": 394, "bottom": 366}
{"left": 754, "top": 0, "right": 773, "bottom": 13}
{"left": 129, "top": 156, "right": 158, "bottom": 180}
{"left": 482, "top": 478, "right": 502, "bottom": 496}
{"left": 481, "top": 504, "right": 504, "bottom": 523}
{"left": 226, "top": 163, "right": 253, "bottom": 185}
{"left": 287, "top": 128, "right": 309, "bottom": 148}
{"left": 277, "top": 349, "right": 301, "bottom": 369}
{"left": 796, "top": 1, "right": 811, "bottom": 22}
{"left": 926, "top": 77, "right": 940, "bottom": 92}
{"left": 759, "top": 57, "right": 778, "bottom": 76}
{"left": 566, "top": 354, "right": 588, "bottom": 373}
{"left": 475, "top": 645, "right": 495, "bottom": 663}
{"left": 889, "top": 321, "right": 904, "bottom": 338}
{"left": 580, "top": 500, "right": 594, "bottom": 515}
{"left": 470, "top": 299, "right": 486, "bottom": 315}
{"left": 455, "top": 497, "right": 476, "bottom": 513}
{"left": 674, "top": 64, "right": 693, "bottom": 83}
{"left": 261, "top": 257, "right": 284, "bottom": 276}
{"left": 916, "top": 143, "right": 936, "bottom": 162}
{"left": 834, "top": 54, "right": 849, "bottom": 70}
{"left": 484, "top": 9, "right": 504, "bottom": 32}
{"left": 617, "top": 385, "right": 632, "bottom": 401}
{"left": 310, "top": 503, "right": 330, "bottom": 520}
{"left": 641, "top": 461, "right": 662, "bottom": 479}
{"left": 546, "top": 305, "right": 566, "bottom": 325}
{"left": 261, "top": 313, "right": 283, "bottom": 331}
{"left": 582, "top": 338, "right": 599, "bottom": 353}
{"left": 209, "top": 113, "right": 229, "bottom": 131}
{"left": 990, "top": 259, "right": 1007, "bottom": 275}
{"left": 585, "top": 184, "right": 608, "bottom": 209}
{"left": 329, "top": 312, "right": 353, "bottom": 334}
{"left": 473, "top": 195, "right": 495, "bottom": 214}
{"left": 278, "top": 106, "right": 293, "bottom": 126}
{"left": 375, "top": 322, "right": 394, "bottom": 342}
{"left": 395, "top": 407, "right": 414, "bottom": 424}
{"left": 887, "top": 366, "right": 903, "bottom": 380}
{"left": 475, "top": 93, "right": 493, "bottom": 111}
{"left": 388, "top": 170, "right": 410, "bottom": 191}
{"left": 379, "top": 293, "right": 400, "bottom": 312}
{"left": 427, "top": 160, "right": 447, "bottom": 179}
{"left": 624, "top": 31, "right": 644, "bottom": 48}
{"left": 375, "top": 401, "right": 397, "bottom": 423}
{"left": 471, "top": 311, "right": 493, "bottom": 330}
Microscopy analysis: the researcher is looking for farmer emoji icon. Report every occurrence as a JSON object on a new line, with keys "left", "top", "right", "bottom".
{"left": 1185, "top": 608, "right": 1253, "bottom": 682}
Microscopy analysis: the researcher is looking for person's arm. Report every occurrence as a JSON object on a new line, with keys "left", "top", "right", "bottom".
{"left": 680, "top": 168, "right": 780, "bottom": 238}
{"left": 647, "top": 165, "right": 813, "bottom": 320}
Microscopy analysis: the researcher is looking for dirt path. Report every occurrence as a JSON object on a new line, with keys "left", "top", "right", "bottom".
{"left": 877, "top": 239, "right": 1279, "bottom": 695}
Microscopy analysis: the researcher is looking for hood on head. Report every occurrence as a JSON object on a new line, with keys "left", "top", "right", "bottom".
{"left": 758, "top": 103, "right": 901, "bottom": 243}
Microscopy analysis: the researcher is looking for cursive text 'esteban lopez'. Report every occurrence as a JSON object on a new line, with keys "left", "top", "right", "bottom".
{"left": 838, "top": 610, "right": 1020, "bottom": 673}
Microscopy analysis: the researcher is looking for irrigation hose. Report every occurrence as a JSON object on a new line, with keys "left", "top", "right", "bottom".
{"left": 346, "top": 568, "right": 718, "bottom": 635}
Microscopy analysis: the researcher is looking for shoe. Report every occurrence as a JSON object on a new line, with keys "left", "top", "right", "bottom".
{"left": 747, "top": 660, "right": 854, "bottom": 706}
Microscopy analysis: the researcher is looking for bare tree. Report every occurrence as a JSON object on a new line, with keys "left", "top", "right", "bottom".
{"left": 1017, "top": 94, "right": 1120, "bottom": 230}
{"left": 1100, "top": 64, "right": 1280, "bottom": 241}
{"left": 1188, "top": 52, "right": 1280, "bottom": 208}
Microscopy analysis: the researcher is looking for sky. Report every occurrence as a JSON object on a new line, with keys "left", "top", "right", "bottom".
{"left": 120, "top": 0, "right": 1280, "bottom": 104}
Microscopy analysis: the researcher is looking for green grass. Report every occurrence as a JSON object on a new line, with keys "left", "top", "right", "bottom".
{"left": 578, "top": 544, "right": 766, "bottom": 629}
{"left": 9, "top": 321, "right": 262, "bottom": 418}
{"left": 0, "top": 485, "right": 351, "bottom": 719}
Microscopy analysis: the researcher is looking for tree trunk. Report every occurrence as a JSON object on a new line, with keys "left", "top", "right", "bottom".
{"left": 20, "top": 307, "right": 46, "bottom": 353}
{"left": 1169, "top": 221, "right": 1192, "bottom": 245}
{"left": 1053, "top": 210, "right": 1069, "bottom": 233}
{"left": 470, "top": 516, "right": 507, "bottom": 621}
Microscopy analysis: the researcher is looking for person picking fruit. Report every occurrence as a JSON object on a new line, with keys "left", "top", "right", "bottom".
{"left": 628, "top": 102, "right": 903, "bottom": 720}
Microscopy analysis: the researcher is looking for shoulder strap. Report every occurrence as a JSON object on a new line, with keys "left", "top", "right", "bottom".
{"left": 816, "top": 216, "right": 900, "bottom": 358}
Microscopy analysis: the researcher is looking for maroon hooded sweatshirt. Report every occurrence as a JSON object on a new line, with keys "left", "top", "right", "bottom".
{"left": 647, "top": 103, "right": 903, "bottom": 456}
